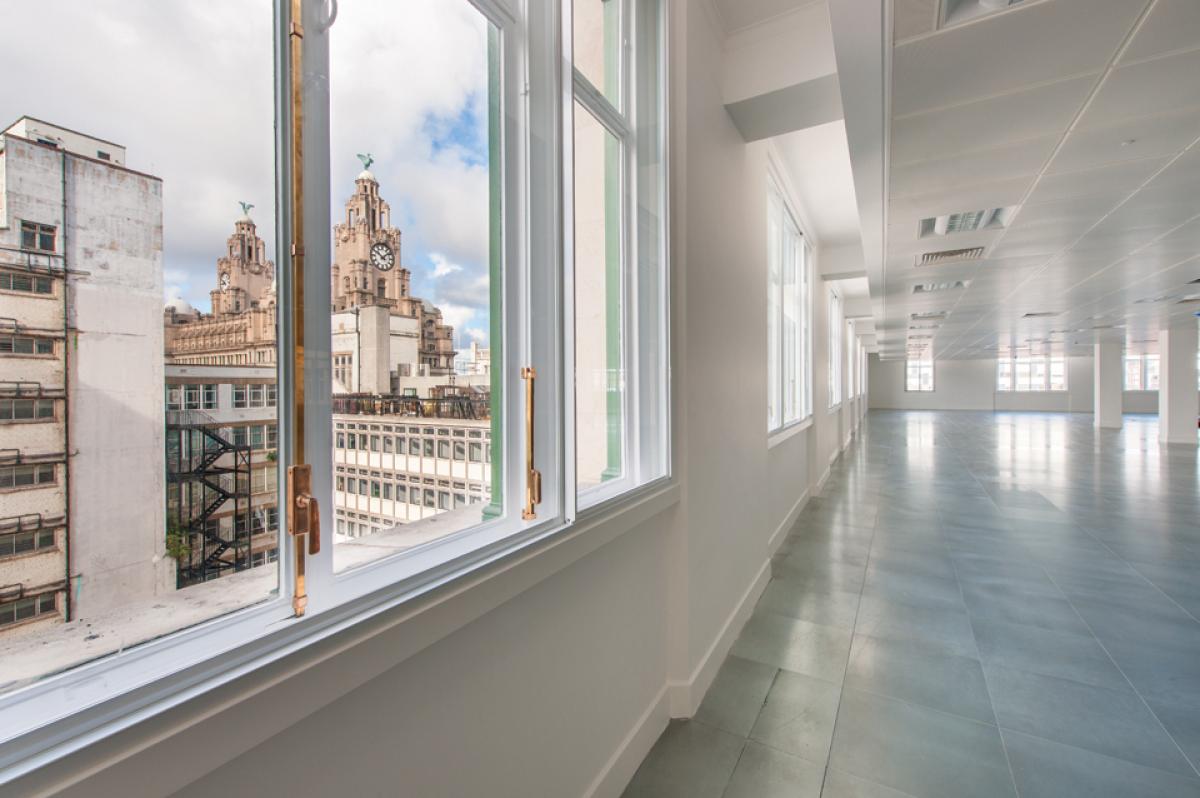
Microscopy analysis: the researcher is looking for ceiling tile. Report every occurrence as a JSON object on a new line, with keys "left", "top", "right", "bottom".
{"left": 1025, "top": 157, "right": 1169, "bottom": 204}
{"left": 1082, "top": 47, "right": 1200, "bottom": 127}
{"left": 891, "top": 0, "right": 1144, "bottom": 116}
{"left": 1121, "top": 0, "right": 1200, "bottom": 63}
{"left": 1050, "top": 106, "right": 1200, "bottom": 172}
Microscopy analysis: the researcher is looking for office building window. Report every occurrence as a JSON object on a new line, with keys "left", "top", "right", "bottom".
{"left": 906, "top": 358, "right": 934, "bottom": 392}
{"left": 996, "top": 355, "right": 1067, "bottom": 391}
{"left": 20, "top": 221, "right": 56, "bottom": 253}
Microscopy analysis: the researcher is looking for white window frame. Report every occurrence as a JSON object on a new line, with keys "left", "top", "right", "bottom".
{"left": 995, "top": 354, "right": 1068, "bottom": 392}
{"left": 0, "top": 0, "right": 671, "bottom": 778}
{"left": 567, "top": 0, "right": 670, "bottom": 512}
{"left": 906, "top": 357, "right": 934, "bottom": 392}
{"left": 828, "top": 288, "right": 843, "bottom": 408}
{"left": 766, "top": 172, "right": 812, "bottom": 435}
{"left": 1123, "top": 354, "right": 1160, "bottom": 391}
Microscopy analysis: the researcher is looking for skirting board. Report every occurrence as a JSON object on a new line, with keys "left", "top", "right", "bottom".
{"left": 585, "top": 561, "right": 770, "bottom": 797}
{"left": 584, "top": 684, "right": 670, "bottom": 798}
{"left": 767, "top": 488, "right": 810, "bottom": 556}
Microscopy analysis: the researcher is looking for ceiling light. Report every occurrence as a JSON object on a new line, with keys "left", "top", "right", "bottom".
{"left": 942, "top": 0, "right": 1029, "bottom": 26}
{"left": 918, "top": 247, "right": 986, "bottom": 266}
{"left": 913, "top": 280, "right": 969, "bottom": 294}
{"left": 919, "top": 207, "right": 1015, "bottom": 239}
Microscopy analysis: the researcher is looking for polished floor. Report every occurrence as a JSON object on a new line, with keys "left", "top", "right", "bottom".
{"left": 623, "top": 411, "right": 1200, "bottom": 798}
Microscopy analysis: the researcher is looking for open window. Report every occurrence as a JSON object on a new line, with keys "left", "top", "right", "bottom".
{"left": 0, "top": 0, "right": 669, "bottom": 774}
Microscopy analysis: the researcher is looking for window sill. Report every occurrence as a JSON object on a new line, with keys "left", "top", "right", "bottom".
{"left": 768, "top": 418, "right": 811, "bottom": 449}
{"left": 0, "top": 480, "right": 681, "bottom": 786}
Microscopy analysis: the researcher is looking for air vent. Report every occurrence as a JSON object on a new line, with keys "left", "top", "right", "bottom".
{"left": 909, "top": 323, "right": 941, "bottom": 330}
{"left": 1176, "top": 294, "right": 1200, "bottom": 304}
{"left": 911, "top": 311, "right": 948, "bottom": 321}
{"left": 918, "top": 247, "right": 986, "bottom": 266}
{"left": 1022, "top": 311, "right": 1061, "bottom": 318}
{"left": 942, "top": 0, "right": 1028, "bottom": 26}
{"left": 918, "top": 207, "right": 1015, "bottom": 239}
{"left": 913, "top": 280, "right": 969, "bottom": 294}
{"left": 1135, "top": 294, "right": 1177, "bottom": 304}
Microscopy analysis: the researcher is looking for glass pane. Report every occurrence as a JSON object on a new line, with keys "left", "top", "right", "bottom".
{"left": 1145, "top": 355, "right": 1160, "bottom": 390}
{"left": 574, "top": 0, "right": 621, "bottom": 107}
{"left": 330, "top": 1, "right": 500, "bottom": 572}
{"left": 0, "top": 0, "right": 277, "bottom": 692}
{"left": 1124, "top": 357, "right": 1141, "bottom": 390}
{"left": 574, "top": 101, "right": 626, "bottom": 491}
{"left": 767, "top": 191, "right": 782, "bottom": 430}
{"left": 782, "top": 221, "right": 800, "bottom": 422}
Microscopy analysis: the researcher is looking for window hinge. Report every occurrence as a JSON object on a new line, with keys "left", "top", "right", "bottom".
{"left": 521, "top": 366, "right": 541, "bottom": 519}
{"left": 287, "top": 464, "right": 321, "bottom": 616}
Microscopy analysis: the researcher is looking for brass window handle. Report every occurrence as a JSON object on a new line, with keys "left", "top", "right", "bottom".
{"left": 521, "top": 367, "right": 541, "bottom": 519}
{"left": 287, "top": 464, "right": 320, "bottom": 616}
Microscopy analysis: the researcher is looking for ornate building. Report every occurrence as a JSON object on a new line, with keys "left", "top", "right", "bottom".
{"left": 164, "top": 208, "right": 277, "bottom": 366}
{"left": 331, "top": 162, "right": 456, "bottom": 375}
{"left": 165, "top": 165, "right": 456, "bottom": 377}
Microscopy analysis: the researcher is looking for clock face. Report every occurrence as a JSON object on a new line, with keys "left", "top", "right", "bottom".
{"left": 219, "top": 272, "right": 231, "bottom": 292}
{"left": 370, "top": 242, "right": 395, "bottom": 271}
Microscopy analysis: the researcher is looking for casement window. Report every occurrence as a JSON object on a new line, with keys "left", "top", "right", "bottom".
{"left": 766, "top": 176, "right": 812, "bottom": 433}
{"left": 0, "top": 0, "right": 668, "bottom": 766}
{"left": 20, "top": 221, "right": 56, "bottom": 253}
{"left": 0, "top": 272, "right": 54, "bottom": 295}
{"left": 828, "top": 289, "right": 844, "bottom": 407}
{"left": 906, "top": 358, "right": 934, "bottom": 392}
{"left": 0, "top": 335, "right": 55, "bottom": 356}
{"left": 996, "top": 354, "right": 1067, "bottom": 391}
{"left": 0, "top": 398, "right": 57, "bottom": 422}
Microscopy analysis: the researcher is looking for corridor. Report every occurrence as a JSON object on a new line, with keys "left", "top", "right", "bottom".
{"left": 624, "top": 411, "right": 1200, "bottom": 798}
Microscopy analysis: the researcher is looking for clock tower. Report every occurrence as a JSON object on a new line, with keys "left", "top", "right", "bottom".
{"left": 331, "top": 165, "right": 408, "bottom": 311}
{"left": 211, "top": 206, "right": 274, "bottom": 316}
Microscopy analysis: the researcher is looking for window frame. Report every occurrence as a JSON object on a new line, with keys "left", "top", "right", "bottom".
{"left": 827, "top": 288, "right": 844, "bottom": 408}
{"left": 0, "top": 0, "right": 673, "bottom": 774}
{"left": 905, "top": 357, "right": 934, "bottom": 392}
{"left": 766, "top": 166, "right": 812, "bottom": 435}
{"left": 995, "top": 354, "right": 1068, "bottom": 392}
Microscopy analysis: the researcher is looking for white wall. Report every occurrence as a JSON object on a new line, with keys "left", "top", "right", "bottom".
{"left": 12, "top": 4, "right": 861, "bottom": 798}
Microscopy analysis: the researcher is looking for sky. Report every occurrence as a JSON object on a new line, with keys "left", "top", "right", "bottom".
{"left": 0, "top": 0, "right": 492, "bottom": 348}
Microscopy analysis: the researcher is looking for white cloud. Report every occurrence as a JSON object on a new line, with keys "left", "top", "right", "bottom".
{"left": 465, "top": 327, "right": 488, "bottom": 343}
{"left": 429, "top": 253, "right": 464, "bottom": 279}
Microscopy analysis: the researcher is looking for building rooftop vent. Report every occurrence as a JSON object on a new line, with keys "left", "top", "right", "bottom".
{"left": 917, "top": 246, "right": 986, "bottom": 266}
{"left": 913, "top": 280, "right": 969, "bottom": 294}
{"left": 919, "top": 207, "right": 1015, "bottom": 239}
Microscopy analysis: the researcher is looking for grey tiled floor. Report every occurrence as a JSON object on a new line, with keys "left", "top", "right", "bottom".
{"left": 623, "top": 411, "right": 1200, "bottom": 798}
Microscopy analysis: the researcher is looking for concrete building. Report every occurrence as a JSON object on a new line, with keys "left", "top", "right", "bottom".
{"left": 0, "top": 117, "right": 168, "bottom": 633}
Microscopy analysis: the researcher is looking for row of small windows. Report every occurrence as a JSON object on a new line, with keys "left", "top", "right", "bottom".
{"left": 0, "top": 398, "right": 56, "bottom": 422}
{"left": 0, "top": 464, "right": 56, "bottom": 490}
{"left": 335, "top": 478, "right": 479, "bottom": 510}
{"left": 0, "top": 592, "right": 58, "bottom": 629}
{"left": 165, "top": 383, "right": 277, "bottom": 411}
{"left": 0, "top": 527, "right": 57, "bottom": 558}
{"left": 0, "top": 272, "right": 54, "bottom": 294}
{"left": 230, "top": 423, "right": 278, "bottom": 451}
{"left": 0, "top": 336, "right": 55, "bottom": 356}
{"left": 997, "top": 356, "right": 1067, "bottom": 392}
{"left": 337, "top": 431, "right": 488, "bottom": 462}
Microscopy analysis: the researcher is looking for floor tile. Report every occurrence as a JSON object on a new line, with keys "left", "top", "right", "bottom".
{"left": 694, "top": 655, "right": 778, "bottom": 737}
{"left": 1002, "top": 729, "right": 1200, "bottom": 798}
{"left": 985, "top": 663, "right": 1196, "bottom": 776}
{"left": 845, "top": 634, "right": 995, "bottom": 723}
{"left": 748, "top": 669, "right": 842, "bottom": 764}
{"left": 731, "top": 611, "right": 853, "bottom": 684}
{"left": 622, "top": 720, "right": 744, "bottom": 798}
{"left": 755, "top": 578, "right": 862, "bottom": 630}
{"left": 970, "top": 617, "right": 1127, "bottom": 691}
{"left": 821, "top": 769, "right": 921, "bottom": 798}
{"left": 828, "top": 688, "right": 1016, "bottom": 798}
{"left": 722, "top": 741, "right": 824, "bottom": 798}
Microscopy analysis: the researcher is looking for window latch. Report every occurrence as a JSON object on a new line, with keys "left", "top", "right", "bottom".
{"left": 521, "top": 366, "right": 541, "bottom": 519}
{"left": 287, "top": 464, "right": 321, "bottom": 616}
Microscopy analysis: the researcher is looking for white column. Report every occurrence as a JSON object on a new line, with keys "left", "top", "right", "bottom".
{"left": 1094, "top": 342, "right": 1123, "bottom": 429}
{"left": 1158, "top": 324, "right": 1198, "bottom": 445}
